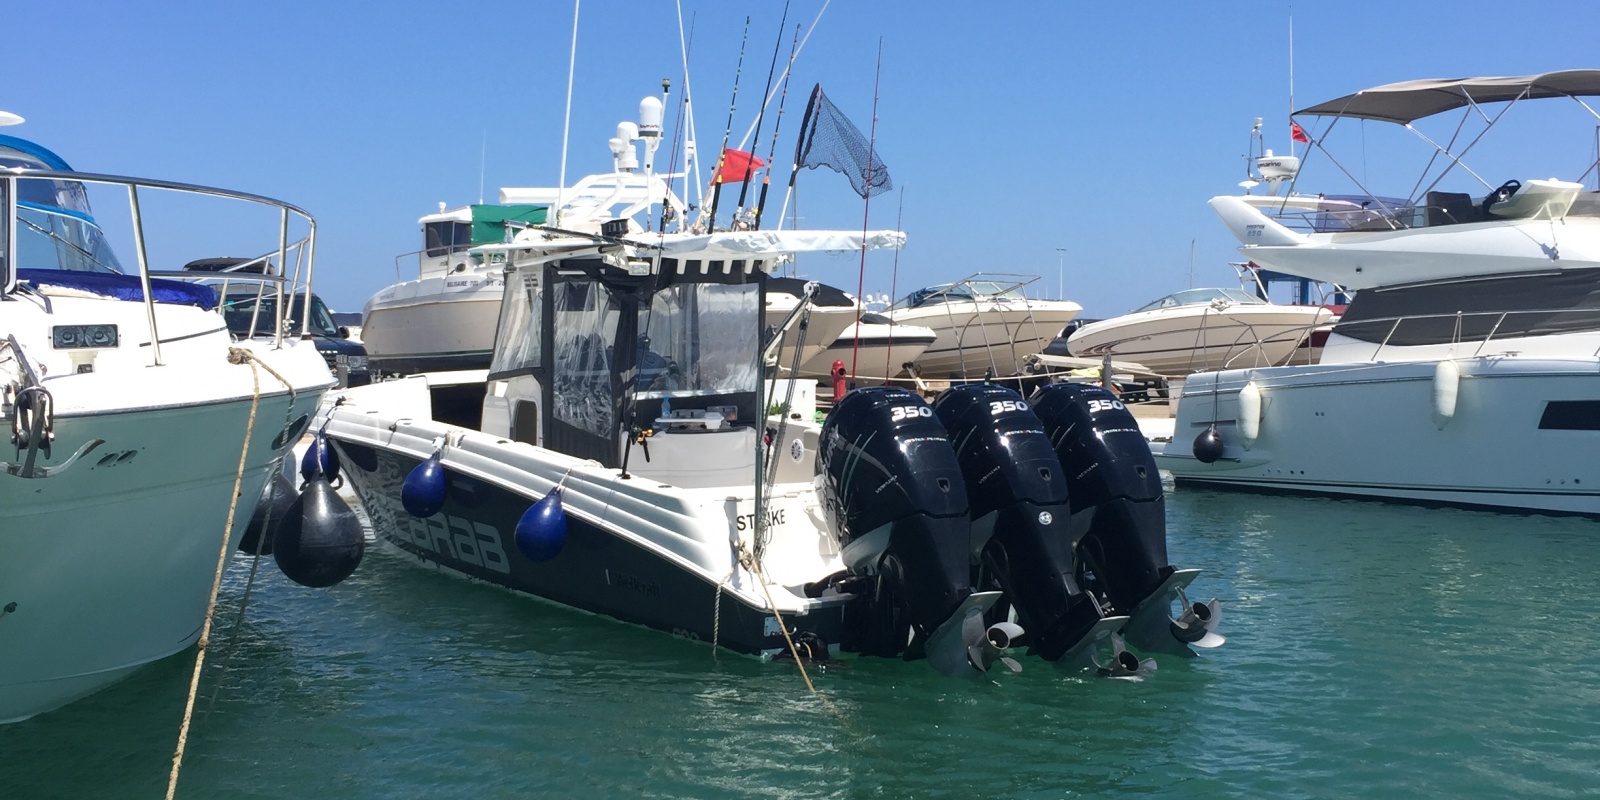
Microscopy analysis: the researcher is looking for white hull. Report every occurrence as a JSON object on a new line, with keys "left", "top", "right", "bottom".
{"left": 362, "top": 271, "right": 504, "bottom": 373}
{"left": 1, "top": 392, "right": 324, "bottom": 723}
{"left": 797, "top": 322, "right": 937, "bottom": 380}
{"left": 766, "top": 303, "right": 858, "bottom": 373}
{"left": 1158, "top": 357, "right": 1600, "bottom": 515}
{"left": 0, "top": 317, "right": 329, "bottom": 723}
{"left": 1067, "top": 304, "right": 1334, "bottom": 377}
{"left": 891, "top": 303, "right": 1081, "bottom": 378}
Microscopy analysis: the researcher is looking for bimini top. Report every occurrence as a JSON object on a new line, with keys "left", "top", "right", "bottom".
{"left": 1296, "top": 70, "right": 1600, "bottom": 124}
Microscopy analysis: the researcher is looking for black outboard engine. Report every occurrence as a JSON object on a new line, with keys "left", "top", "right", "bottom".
{"left": 818, "top": 387, "right": 1020, "bottom": 676}
{"left": 933, "top": 384, "right": 1124, "bottom": 666}
{"left": 1030, "top": 383, "right": 1223, "bottom": 657}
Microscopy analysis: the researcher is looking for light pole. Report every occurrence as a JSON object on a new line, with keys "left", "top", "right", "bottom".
{"left": 1055, "top": 248, "right": 1066, "bottom": 299}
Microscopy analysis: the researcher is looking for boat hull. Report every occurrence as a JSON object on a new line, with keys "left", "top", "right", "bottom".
{"left": 0, "top": 388, "right": 324, "bottom": 723}
{"left": 892, "top": 304, "right": 1082, "bottom": 378}
{"left": 798, "top": 323, "right": 937, "bottom": 381}
{"left": 330, "top": 434, "right": 849, "bottom": 657}
{"left": 362, "top": 272, "right": 504, "bottom": 374}
{"left": 766, "top": 304, "right": 858, "bottom": 376}
{"left": 1066, "top": 304, "right": 1334, "bottom": 376}
{"left": 1158, "top": 358, "right": 1600, "bottom": 515}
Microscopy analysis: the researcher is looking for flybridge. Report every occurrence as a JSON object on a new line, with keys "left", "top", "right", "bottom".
{"left": 1208, "top": 70, "right": 1600, "bottom": 292}
{"left": 1268, "top": 70, "right": 1600, "bottom": 221}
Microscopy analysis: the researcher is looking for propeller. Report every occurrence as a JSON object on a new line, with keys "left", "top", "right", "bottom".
{"left": 967, "top": 620, "right": 1024, "bottom": 674}
{"left": 1170, "top": 598, "right": 1226, "bottom": 649}
{"left": 1091, "top": 633, "right": 1157, "bottom": 679}
{"left": 924, "top": 591, "right": 1025, "bottom": 677}
{"left": 1122, "top": 568, "right": 1226, "bottom": 657}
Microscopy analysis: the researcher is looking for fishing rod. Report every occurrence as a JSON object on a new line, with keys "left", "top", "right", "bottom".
{"left": 734, "top": 0, "right": 792, "bottom": 225}
{"left": 850, "top": 39, "right": 885, "bottom": 380}
{"left": 731, "top": 0, "right": 832, "bottom": 153}
{"left": 884, "top": 185, "right": 906, "bottom": 378}
{"left": 704, "top": 15, "right": 750, "bottom": 235}
{"left": 753, "top": 24, "right": 800, "bottom": 230}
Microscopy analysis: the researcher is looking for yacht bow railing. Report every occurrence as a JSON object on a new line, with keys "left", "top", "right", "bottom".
{"left": 0, "top": 168, "right": 316, "bottom": 367}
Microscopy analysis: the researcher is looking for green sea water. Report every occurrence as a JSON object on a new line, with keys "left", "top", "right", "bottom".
{"left": 4, "top": 488, "right": 1599, "bottom": 799}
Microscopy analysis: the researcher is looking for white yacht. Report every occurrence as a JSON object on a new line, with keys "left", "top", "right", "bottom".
{"left": 1161, "top": 70, "right": 1600, "bottom": 515}
{"left": 1063, "top": 285, "right": 1336, "bottom": 377}
{"left": 0, "top": 125, "right": 333, "bottom": 722}
{"left": 888, "top": 274, "right": 1083, "bottom": 378}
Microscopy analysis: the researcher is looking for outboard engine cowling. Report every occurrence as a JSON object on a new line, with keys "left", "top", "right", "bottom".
{"left": 1030, "top": 383, "right": 1222, "bottom": 657}
{"left": 818, "top": 387, "right": 1008, "bottom": 676}
{"left": 933, "top": 384, "right": 1119, "bottom": 664}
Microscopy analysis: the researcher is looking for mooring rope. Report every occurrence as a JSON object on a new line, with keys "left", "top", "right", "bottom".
{"left": 737, "top": 544, "right": 815, "bottom": 693}
{"left": 711, "top": 565, "right": 734, "bottom": 661}
{"left": 165, "top": 348, "right": 269, "bottom": 800}
{"left": 202, "top": 360, "right": 299, "bottom": 719}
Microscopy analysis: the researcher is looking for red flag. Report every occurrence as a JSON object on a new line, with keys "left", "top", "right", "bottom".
{"left": 717, "top": 148, "right": 765, "bottom": 183}
{"left": 1290, "top": 121, "right": 1310, "bottom": 144}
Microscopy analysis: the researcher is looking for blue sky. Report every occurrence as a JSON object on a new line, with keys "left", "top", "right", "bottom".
{"left": 10, "top": 1, "right": 1600, "bottom": 316}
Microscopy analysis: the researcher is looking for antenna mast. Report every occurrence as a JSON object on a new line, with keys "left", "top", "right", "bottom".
{"left": 1288, "top": 10, "right": 1295, "bottom": 155}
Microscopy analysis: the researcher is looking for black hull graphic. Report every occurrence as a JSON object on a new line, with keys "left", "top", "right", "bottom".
{"left": 338, "top": 443, "right": 848, "bottom": 656}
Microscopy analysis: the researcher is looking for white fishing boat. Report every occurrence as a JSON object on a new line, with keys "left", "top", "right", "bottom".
{"left": 361, "top": 132, "right": 858, "bottom": 381}
{"left": 0, "top": 124, "right": 339, "bottom": 723}
{"left": 316, "top": 88, "right": 1220, "bottom": 678}
{"left": 1063, "top": 285, "right": 1336, "bottom": 377}
{"left": 888, "top": 274, "right": 1083, "bottom": 378}
{"left": 1161, "top": 70, "right": 1600, "bottom": 515}
{"left": 361, "top": 203, "right": 547, "bottom": 375}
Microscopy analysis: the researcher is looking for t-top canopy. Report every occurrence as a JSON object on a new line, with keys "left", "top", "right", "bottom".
{"left": 1296, "top": 70, "right": 1600, "bottom": 124}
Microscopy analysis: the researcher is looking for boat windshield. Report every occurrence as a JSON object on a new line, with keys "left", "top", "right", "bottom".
{"left": 1134, "top": 287, "right": 1267, "bottom": 312}
{"left": 0, "top": 141, "right": 124, "bottom": 274}
{"left": 893, "top": 280, "right": 1024, "bottom": 310}
{"left": 638, "top": 282, "right": 760, "bottom": 396}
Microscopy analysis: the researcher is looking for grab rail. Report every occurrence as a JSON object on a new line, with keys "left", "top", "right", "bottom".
{"left": 1337, "top": 306, "right": 1600, "bottom": 360}
{"left": 0, "top": 168, "right": 316, "bottom": 367}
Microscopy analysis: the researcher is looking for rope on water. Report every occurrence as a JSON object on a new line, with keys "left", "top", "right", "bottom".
{"left": 165, "top": 347, "right": 267, "bottom": 800}
{"left": 203, "top": 359, "right": 299, "bottom": 719}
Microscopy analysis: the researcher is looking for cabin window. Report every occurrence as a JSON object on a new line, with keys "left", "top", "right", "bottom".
{"left": 488, "top": 268, "right": 542, "bottom": 377}
{"left": 551, "top": 281, "right": 621, "bottom": 439}
{"left": 638, "top": 283, "right": 759, "bottom": 397}
{"left": 423, "top": 221, "right": 471, "bottom": 258}
{"left": 1538, "top": 400, "right": 1600, "bottom": 431}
